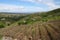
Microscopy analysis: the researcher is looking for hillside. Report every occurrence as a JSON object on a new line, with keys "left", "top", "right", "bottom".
{"left": 0, "top": 8, "right": 60, "bottom": 40}
{"left": 0, "top": 13, "right": 28, "bottom": 28}
{"left": 17, "top": 8, "right": 60, "bottom": 25}
{"left": 0, "top": 8, "right": 60, "bottom": 27}
{"left": 49, "top": 8, "right": 60, "bottom": 13}
{"left": 0, "top": 20, "right": 60, "bottom": 40}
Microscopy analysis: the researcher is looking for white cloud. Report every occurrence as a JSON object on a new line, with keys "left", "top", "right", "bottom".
{"left": 46, "top": 3, "right": 60, "bottom": 10}
{"left": 0, "top": 4, "right": 25, "bottom": 12}
{"left": 41, "top": 0, "right": 60, "bottom": 10}
{"left": 20, "top": 0, "right": 60, "bottom": 10}
{"left": 20, "top": 0, "right": 42, "bottom": 3}
{"left": 0, "top": 0, "right": 59, "bottom": 12}
{"left": 0, "top": 3, "right": 43, "bottom": 12}
{"left": 24, "top": 7, "right": 44, "bottom": 12}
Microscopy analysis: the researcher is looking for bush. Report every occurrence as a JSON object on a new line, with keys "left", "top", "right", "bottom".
{"left": 0, "top": 24, "right": 5, "bottom": 28}
{"left": 7, "top": 23, "right": 10, "bottom": 26}
{"left": 18, "top": 22, "right": 21, "bottom": 25}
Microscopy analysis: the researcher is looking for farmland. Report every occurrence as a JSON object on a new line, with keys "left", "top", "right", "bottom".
{"left": 0, "top": 8, "right": 60, "bottom": 40}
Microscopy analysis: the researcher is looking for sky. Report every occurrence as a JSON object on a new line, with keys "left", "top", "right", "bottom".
{"left": 0, "top": 0, "right": 60, "bottom": 13}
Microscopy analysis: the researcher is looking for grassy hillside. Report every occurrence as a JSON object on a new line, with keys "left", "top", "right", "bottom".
{"left": 0, "top": 13, "right": 28, "bottom": 28}
{"left": 0, "top": 8, "right": 60, "bottom": 27}
{"left": 17, "top": 8, "right": 60, "bottom": 25}
{"left": 0, "top": 8, "right": 60, "bottom": 40}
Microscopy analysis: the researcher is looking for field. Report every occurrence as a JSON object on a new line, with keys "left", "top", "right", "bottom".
{"left": 0, "top": 8, "right": 60, "bottom": 40}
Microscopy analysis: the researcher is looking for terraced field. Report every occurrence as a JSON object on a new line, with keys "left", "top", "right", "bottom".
{"left": 0, "top": 20, "right": 60, "bottom": 40}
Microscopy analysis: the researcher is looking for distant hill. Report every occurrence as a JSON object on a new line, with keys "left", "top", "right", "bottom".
{"left": 0, "top": 13, "right": 29, "bottom": 28}
{"left": 0, "top": 8, "right": 60, "bottom": 27}
{"left": 16, "top": 8, "right": 60, "bottom": 25}
{"left": 49, "top": 8, "right": 60, "bottom": 13}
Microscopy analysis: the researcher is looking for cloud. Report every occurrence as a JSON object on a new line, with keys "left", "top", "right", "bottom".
{"left": 40, "top": 0, "right": 60, "bottom": 10}
{"left": 46, "top": 3, "right": 60, "bottom": 10}
{"left": 0, "top": 4, "right": 25, "bottom": 12}
{"left": 0, "top": 0, "right": 59, "bottom": 12}
{"left": 20, "top": 0, "right": 42, "bottom": 3}
{"left": 20, "top": 0, "right": 60, "bottom": 10}
{"left": 0, "top": 3, "right": 43, "bottom": 12}
{"left": 24, "top": 7, "right": 44, "bottom": 12}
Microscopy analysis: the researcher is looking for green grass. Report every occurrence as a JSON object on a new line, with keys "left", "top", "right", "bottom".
{"left": 0, "top": 35, "right": 2, "bottom": 40}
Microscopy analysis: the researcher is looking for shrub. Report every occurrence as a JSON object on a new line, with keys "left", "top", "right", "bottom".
{"left": 18, "top": 22, "right": 21, "bottom": 25}
{"left": 7, "top": 23, "right": 10, "bottom": 26}
{"left": 0, "top": 24, "right": 5, "bottom": 28}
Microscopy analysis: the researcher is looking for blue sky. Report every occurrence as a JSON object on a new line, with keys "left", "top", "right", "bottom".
{"left": 0, "top": 0, "right": 60, "bottom": 13}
